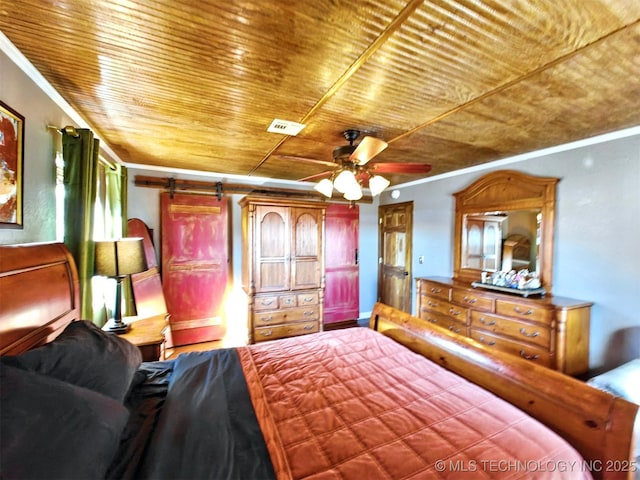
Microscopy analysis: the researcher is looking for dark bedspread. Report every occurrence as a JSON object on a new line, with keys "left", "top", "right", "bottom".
{"left": 135, "top": 349, "right": 275, "bottom": 480}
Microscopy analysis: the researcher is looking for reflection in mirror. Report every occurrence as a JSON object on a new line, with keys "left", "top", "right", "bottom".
{"left": 453, "top": 170, "right": 558, "bottom": 290}
{"left": 461, "top": 210, "right": 541, "bottom": 275}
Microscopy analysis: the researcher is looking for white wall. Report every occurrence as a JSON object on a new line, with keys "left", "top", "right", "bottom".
{"left": 384, "top": 133, "right": 640, "bottom": 369}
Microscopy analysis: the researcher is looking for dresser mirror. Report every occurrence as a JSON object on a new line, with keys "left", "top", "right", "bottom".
{"left": 453, "top": 170, "right": 559, "bottom": 290}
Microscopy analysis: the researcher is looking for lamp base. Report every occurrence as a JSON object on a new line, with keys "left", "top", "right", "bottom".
{"left": 103, "top": 318, "right": 130, "bottom": 334}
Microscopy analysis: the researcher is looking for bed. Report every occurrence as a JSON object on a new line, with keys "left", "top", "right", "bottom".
{"left": 0, "top": 242, "right": 638, "bottom": 480}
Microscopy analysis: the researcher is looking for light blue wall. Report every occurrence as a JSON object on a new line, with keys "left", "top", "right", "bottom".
{"left": 381, "top": 134, "right": 640, "bottom": 369}
{"left": 0, "top": 50, "right": 72, "bottom": 244}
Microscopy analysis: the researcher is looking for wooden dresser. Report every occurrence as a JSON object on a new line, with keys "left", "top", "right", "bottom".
{"left": 415, "top": 277, "right": 592, "bottom": 375}
{"left": 240, "top": 196, "right": 325, "bottom": 343}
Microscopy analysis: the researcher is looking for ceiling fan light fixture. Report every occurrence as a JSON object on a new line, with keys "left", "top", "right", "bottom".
{"left": 333, "top": 169, "right": 357, "bottom": 194}
{"left": 343, "top": 184, "right": 363, "bottom": 201}
{"left": 369, "top": 175, "right": 391, "bottom": 196}
{"left": 314, "top": 178, "right": 334, "bottom": 198}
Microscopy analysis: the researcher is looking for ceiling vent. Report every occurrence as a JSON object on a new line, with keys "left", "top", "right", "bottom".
{"left": 267, "top": 119, "right": 305, "bottom": 136}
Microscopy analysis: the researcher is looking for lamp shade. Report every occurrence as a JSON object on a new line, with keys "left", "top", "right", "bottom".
{"left": 314, "top": 178, "right": 334, "bottom": 198}
{"left": 343, "top": 183, "right": 363, "bottom": 201}
{"left": 95, "top": 238, "right": 148, "bottom": 277}
{"left": 369, "top": 175, "right": 391, "bottom": 196}
{"left": 333, "top": 170, "right": 358, "bottom": 194}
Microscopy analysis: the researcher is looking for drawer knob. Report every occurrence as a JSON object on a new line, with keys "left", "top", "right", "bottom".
{"left": 513, "top": 306, "right": 534, "bottom": 315}
{"left": 479, "top": 317, "right": 496, "bottom": 326}
{"left": 428, "top": 301, "right": 438, "bottom": 307}
{"left": 303, "top": 310, "right": 314, "bottom": 316}
{"left": 519, "top": 327, "right": 539, "bottom": 338}
{"left": 479, "top": 336, "right": 496, "bottom": 346}
{"left": 303, "top": 296, "right": 314, "bottom": 302}
{"left": 428, "top": 318, "right": 438, "bottom": 324}
{"left": 448, "top": 325, "right": 461, "bottom": 333}
{"left": 449, "top": 307, "right": 461, "bottom": 316}
{"left": 303, "top": 324, "right": 314, "bottom": 330}
{"left": 519, "top": 350, "right": 539, "bottom": 360}
{"left": 260, "top": 316, "right": 273, "bottom": 322}
{"left": 463, "top": 296, "right": 477, "bottom": 304}
{"left": 260, "top": 299, "right": 274, "bottom": 306}
{"left": 430, "top": 287, "right": 441, "bottom": 294}
{"left": 285, "top": 298, "right": 293, "bottom": 304}
{"left": 260, "top": 330, "right": 273, "bottom": 337}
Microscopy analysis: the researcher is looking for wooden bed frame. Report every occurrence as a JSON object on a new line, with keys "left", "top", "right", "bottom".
{"left": 1, "top": 242, "right": 637, "bottom": 480}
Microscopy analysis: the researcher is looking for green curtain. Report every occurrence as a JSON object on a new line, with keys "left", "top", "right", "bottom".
{"left": 62, "top": 129, "right": 99, "bottom": 321}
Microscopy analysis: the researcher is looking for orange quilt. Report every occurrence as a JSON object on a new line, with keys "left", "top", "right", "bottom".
{"left": 238, "top": 328, "right": 591, "bottom": 480}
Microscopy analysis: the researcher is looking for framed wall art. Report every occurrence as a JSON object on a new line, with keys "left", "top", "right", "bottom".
{"left": 0, "top": 101, "right": 24, "bottom": 228}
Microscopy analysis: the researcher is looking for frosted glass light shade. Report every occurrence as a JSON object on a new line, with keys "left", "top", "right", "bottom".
{"left": 369, "top": 175, "right": 390, "bottom": 196}
{"left": 333, "top": 170, "right": 357, "bottom": 193}
{"left": 314, "top": 178, "right": 334, "bottom": 198}
{"left": 343, "top": 184, "right": 363, "bottom": 201}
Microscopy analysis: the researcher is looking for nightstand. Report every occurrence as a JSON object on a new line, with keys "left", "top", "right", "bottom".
{"left": 112, "top": 314, "right": 169, "bottom": 361}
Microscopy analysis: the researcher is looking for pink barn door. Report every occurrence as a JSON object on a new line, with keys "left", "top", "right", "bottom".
{"left": 323, "top": 203, "right": 359, "bottom": 327}
{"left": 161, "top": 193, "right": 230, "bottom": 346}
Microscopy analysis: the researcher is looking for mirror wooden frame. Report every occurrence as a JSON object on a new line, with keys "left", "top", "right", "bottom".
{"left": 453, "top": 170, "right": 559, "bottom": 290}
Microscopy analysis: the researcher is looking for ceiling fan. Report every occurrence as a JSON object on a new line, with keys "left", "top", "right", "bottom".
{"left": 290, "top": 129, "right": 432, "bottom": 201}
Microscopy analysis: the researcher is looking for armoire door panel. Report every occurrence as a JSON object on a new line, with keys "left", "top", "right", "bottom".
{"left": 324, "top": 204, "right": 359, "bottom": 324}
{"left": 255, "top": 206, "right": 290, "bottom": 293}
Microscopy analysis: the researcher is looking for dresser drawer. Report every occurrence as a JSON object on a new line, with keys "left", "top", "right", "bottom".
{"left": 421, "top": 296, "right": 468, "bottom": 322}
{"left": 418, "top": 309, "right": 466, "bottom": 333}
{"left": 469, "top": 328, "right": 551, "bottom": 367}
{"left": 470, "top": 311, "right": 550, "bottom": 348}
{"left": 496, "top": 299, "right": 552, "bottom": 324}
{"left": 451, "top": 289, "right": 493, "bottom": 311}
{"left": 254, "top": 306, "right": 319, "bottom": 326}
{"left": 254, "top": 321, "right": 319, "bottom": 342}
{"left": 419, "top": 280, "right": 451, "bottom": 301}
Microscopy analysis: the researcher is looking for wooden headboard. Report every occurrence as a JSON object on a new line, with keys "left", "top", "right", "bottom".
{"left": 0, "top": 242, "right": 79, "bottom": 355}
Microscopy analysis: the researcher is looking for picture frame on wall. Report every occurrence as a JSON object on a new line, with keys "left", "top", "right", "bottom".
{"left": 0, "top": 101, "right": 24, "bottom": 228}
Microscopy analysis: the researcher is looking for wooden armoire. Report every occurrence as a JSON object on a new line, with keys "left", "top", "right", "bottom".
{"left": 240, "top": 196, "right": 326, "bottom": 344}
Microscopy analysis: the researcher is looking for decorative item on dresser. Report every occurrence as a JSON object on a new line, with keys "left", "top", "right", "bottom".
{"left": 240, "top": 196, "right": 325, "bottom": 343}
{"left": 416, "top": 277, "right": 591, "bottom": 375}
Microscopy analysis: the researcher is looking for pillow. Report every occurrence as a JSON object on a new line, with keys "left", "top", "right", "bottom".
{"left": 0, "top": 320, "right": 142, "bottom": 402}
{"left": 0, "top": 364, "right": 130, "bottom": 480}
{"left": 587, "top": 358, "right": 640, "bottom": 405}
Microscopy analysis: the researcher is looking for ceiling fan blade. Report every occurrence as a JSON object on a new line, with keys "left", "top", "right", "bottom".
{"left": 271, "top": 154, "right": 337, "bottom": 168}
{"left": 368, "top": 162, "right": 432, "bottom": 174}
{"left": 349, "top": 136, "right": 388, "bottom": 165}
{"left": 298, "top": 170, "right": 334, "bottom": 182}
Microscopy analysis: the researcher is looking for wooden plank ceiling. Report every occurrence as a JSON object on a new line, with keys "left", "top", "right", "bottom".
{"left": 1, "top": 0, "right": 639, "bottom": 187}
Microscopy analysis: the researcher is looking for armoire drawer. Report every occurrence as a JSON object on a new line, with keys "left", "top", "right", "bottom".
{"left": 297, "top": 291, "right": 319, "bottom": 306}
{"left": 496, "top": 299, "right": 552, "bottom": 324}
{"left": 470, "top": 311, "right": 550, "bottom": 349}
{"left": 469, "top": 328, "right": 551, "bottom": 367}
{"left": 254, "top": 321, "right": 319, "bottom": 342}
{"left": 253, "top": 306, "right": 320, "bottom": 326}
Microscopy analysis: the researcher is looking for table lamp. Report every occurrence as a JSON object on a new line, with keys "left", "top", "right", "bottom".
{"left": 95, "top": 238, "right": 148, "bottom": 334}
